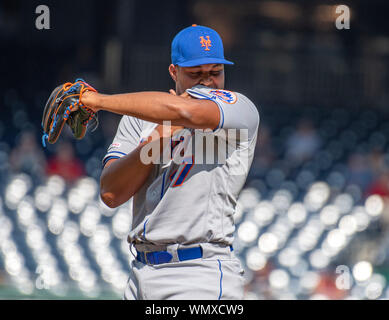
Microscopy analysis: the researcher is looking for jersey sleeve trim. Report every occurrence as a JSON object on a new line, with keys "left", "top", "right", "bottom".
{"left": 102, "top": 155, "right": 120, "bottom": 169}
{"left": 185, "top": 90, "right": 225, "bottom": 133}
{"left": 102, "top": 151, "right": 127, "bottom": 168}
{"left": 106, "top": 151, "right": 127, "bottom": 156}
{"left": 214, "top": 101, "right": 225, "bottom": 132}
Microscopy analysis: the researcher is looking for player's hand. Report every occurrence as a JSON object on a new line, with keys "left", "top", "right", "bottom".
{"left": 80, "top": 90, "right": 100, "bottom": 113}
{"left": 141, "top": 123, "right": 184, "bottom": 159}
{"left": 154, "top": 123, "right": 184, "bottom": 139}
{"left": 169, "top": 89, "right": 192, "bottom": 100}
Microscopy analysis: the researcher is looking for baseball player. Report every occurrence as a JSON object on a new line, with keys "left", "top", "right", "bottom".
{"left": 79, "top": 24, "right": 260, "bottom": 300}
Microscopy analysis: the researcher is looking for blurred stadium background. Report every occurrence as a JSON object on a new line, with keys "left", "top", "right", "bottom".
{"left": 1, "top": 0, "right": 389, "bottom": 299}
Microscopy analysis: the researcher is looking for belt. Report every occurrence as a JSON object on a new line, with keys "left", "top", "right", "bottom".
{"left": 136, "top": 245, "right": 233, "bottom": 265}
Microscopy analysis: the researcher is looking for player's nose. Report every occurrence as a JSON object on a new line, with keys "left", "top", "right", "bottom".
{"left": 199, "top": 76, "right": 213, "bottom": 87}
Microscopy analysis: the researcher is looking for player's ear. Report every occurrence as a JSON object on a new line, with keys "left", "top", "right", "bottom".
{"left": 169, "top": 64, "right": 178, "bottom": 82}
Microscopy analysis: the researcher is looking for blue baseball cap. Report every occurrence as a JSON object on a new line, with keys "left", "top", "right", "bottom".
{"left": 171, "top": 24, "right": 234, "bottom": 67}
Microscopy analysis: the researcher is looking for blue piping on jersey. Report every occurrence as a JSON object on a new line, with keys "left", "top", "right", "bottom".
{"left": 160, "top": 171, "right": 167, "bottom": 200}
{"left": 217, "top": 259, "right": 223, "bottom": 300}
{"left": 143, "top": 219, "right": 149, "bottom": 240}
{"left": 106, "top": 151, "right": 127, "bottom": 156}
{"left": 102, "top": 151, "right": 127, "bottom": 168}
{"left": 215, "top": 103, "right": 225, "bottom": 131}
{"left": 102, "top": 156, "right": 120, "bottom": 168}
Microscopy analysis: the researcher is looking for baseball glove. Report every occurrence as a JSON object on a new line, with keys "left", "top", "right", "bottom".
{"left": 41, "top": 78, "right": 98, "bottom": 147}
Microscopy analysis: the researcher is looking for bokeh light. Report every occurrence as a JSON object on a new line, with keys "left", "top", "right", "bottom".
{"left": 252, "top": 201, "right": 275, "bottom": 227}
{"left": 304, "top": 182, "right": 330, "bottom": 211}
{"left": 246, "top": 248, "right": 267, "bottom": 271}
{"left": 365, "top": 195, "right": 384, "bottom": 218}
{"left": 269, "top": 269, "right": 290, "bottom": 290}
{"left": 237, "top": 221, "right": 259, "bottom": 244}
{"left": 353, "top": 261, "right": 373, "bottom": 282}
{"left": 287, "top": 203, "right": 307, "bottom": 227}
{"left": 258, "top": 232, "right": 279, "bottom": 255}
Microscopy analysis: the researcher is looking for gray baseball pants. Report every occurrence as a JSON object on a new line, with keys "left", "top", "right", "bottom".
{"left": 123, "top": 243, "right": 244, "bottom": 300}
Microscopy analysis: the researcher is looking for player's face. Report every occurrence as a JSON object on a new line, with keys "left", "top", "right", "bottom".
{"left": 169, "top": 63, "right": 225, "bottom": 95}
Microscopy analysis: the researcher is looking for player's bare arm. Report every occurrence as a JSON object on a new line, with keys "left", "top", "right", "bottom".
{"left": 100, "top": 143, "right": 152, "bottom": 208}
{"left": 100, "top": 123, "right": 183, "bottom": 208}
{"left": 81, "top": 64, "right": 224, "bottom": 131}
{"left": 100, "top": 89, "right": 187, "bottom": 208}
{"left": 81, "top": 90, "right": 219, "bottom": 130}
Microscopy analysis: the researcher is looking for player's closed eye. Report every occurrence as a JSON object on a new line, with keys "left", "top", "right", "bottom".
{"left": 190, "top": 71, "right": 221, "bottom": 77}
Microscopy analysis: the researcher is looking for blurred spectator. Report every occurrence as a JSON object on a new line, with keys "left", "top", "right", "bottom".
{"left": 252, "top": 125, "right": 276, "bottom": 176}
{"left": 346, "top": 153, "right": 374, "bottom": 192}
{"left": 314, "top": 272, "right": 348, "bottom": 300}
{"left": 366, "top": 170, "right": 389, "bottom": 198}
{"left": 46, "top": 141, "right": 85, "bottom": 184}
{"left": 9, "top": 131, "right": 47, "bottom": 182}
{"left": 364, "top": 168, "right": 389, "bottom": 237}
{"left": 244, "top": 261, "right": 274, "bottom": 300}
{"left": 285, "top": 119, "right": 321, "bottom": 165}
{"left": 368, "top": 148, "right": 387, "bottom": 178}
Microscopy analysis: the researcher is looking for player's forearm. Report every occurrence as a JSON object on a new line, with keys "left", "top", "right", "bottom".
{"left": 100, "top": 143, "right": 154, "bottom": 208}
{"left": 83, "top": 91, "right": 192, "bottom": 125}
{"left": 81, "top": 91, "right": 219, "bottom": 129}
{"left": 100, "top": 124, "right": 178, "bottom": 208}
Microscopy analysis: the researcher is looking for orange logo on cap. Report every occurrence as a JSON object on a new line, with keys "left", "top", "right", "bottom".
{"left": 199, "top": 36, "right": 211, "bottom": 51}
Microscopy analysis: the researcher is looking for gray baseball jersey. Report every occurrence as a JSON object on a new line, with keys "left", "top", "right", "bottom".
{"left": 102, "top": 85, "right": 260, "bottom": 247}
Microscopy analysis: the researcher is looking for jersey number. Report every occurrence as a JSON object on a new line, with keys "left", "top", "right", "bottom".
{"left": 171, "top": 155, "right": 194, "bottom": 187}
